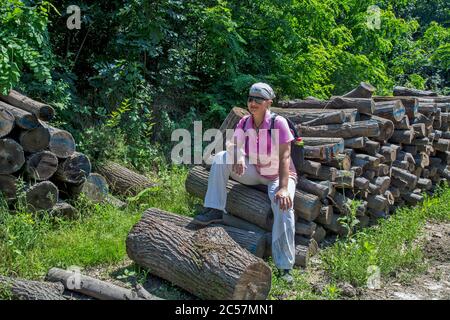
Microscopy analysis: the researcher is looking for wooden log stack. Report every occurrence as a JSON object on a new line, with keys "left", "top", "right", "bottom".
{"left": 184, "top": 83, "right": 450, "bottom": 270}
{"left": 0, "top": 90, "right": 134, "bottom": 214}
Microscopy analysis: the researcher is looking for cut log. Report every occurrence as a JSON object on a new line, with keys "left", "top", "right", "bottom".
{"left": 433, "top": 139, "right": 450, "bottom": 152}
{"left": 70, "top": 173, "right": 109, "bottom": 203}
{"left": 293, "top": 190, "right": 322, "bottom": 222}
{"left": 19, "top": 127, "right": 50, "bottom": 153}
{"left": 413, "top": 113, "right": 433, "bottom": 127}
{"left": 380, "top": 146, "right": 397, "bottom": 162}
{"left": 323, "top": 214, "right": 348, "bottom": 236}
{"left": 40, "top": 123, "right": 76, "bottom": 159}
{"left": 302, "top": 137, "right": 345, "bottom": 154}
{"left": 223, "top": 212, "right": 267, "bottom": 234}
{"left": 377, "top": 164, "right": 391, "bottom": 176}
{"left": 25, "top": 181, "right": 58, "bottom": 211}
{"left": 95, "top": 161, "right": 156, "bottom": 196}
{"left": 335, "top": 170, "right": 355, "bottom": 188}
{"left": 186, "top": 166, "right": 272, "bottom": 230}
{"left": 295, "top": 159, "right": 321, "bottom": 176}
{"left": 412, "top": 123, "right": 427, "bottom": 138}
{"left": 0, "top": 106, "right": 14, "bottom": 138}
{"left": 126, "top": 209, "right": 272, "bottom": 300}
{"left": 0, "top": 138, "right": 25, "bottom": 174}
{"left": 315, "top": 205, "right": 333, "bottom": 226}
{"left": 389, "top": 129, "right": 414, "bottom": 144}
{"left": 365, "top": 194, "right": 388, "bottom": 211}
{"left": 344, "top": 137, "right": 365, "bottom": 148}
{"left": 297, "top": 120, "right": 380, "bottom": 139}
{"left": 342, "top": 82, "right": 376, "bottom": 98}
{"left": 354, "top": 154, "right": 380, "bottom": 168}
{"left": 50, "top": 201, "right": 78, "bottom": 219}
{"left": 0, "top": 89, "right": 55, "bottom": 121}
{"left": 360, "top": 114, "right": 394, "bottom": 141}
{"left": 55, "top": 152, "right": 92, "bottom": 184}
{"left": 104, "top": 194, "right": 127, "bottom": 209}
{"left": 0, "top": 101, "right": 40, "bottom": 130}
{"left": 374, "top": 100, "right": 405, "bottom": 122}
{"left": 271, "top": 107, "right": 357, "bottom": 124}
{"left": 417, "top": 178, "right": 432, "bottom": 190}
{"left": 303, "top": 145, "right": 326, "bottom": 160}
{"left": 312, "top": 225, "right": 327, "bottom": 243}
{"left": 46, "top": 267, "right": 161, "bottom": 300}
{"left": 0, "top": 275, "right": 65, "bottom": 300}
{"left": 320, "top": 154, "right": 351, "bottom": 170}
{"left": 391, "top": 167, "right": 418, "bottom": 188}
{"left": 25, "top": 151, "right": 58, "bottom": 181}
{"left": 329, "top": 97, "right": 375, "bottom": 114}
{"left": 354, "top": 176, "right": 370, "bottom": 190}
{"left": 302, "top": 111, "right": 346, "bottom": 126}
{"left": 0, "top": 174, "right": 17, "bottom": 200}
{"left": 401, "top": 192, "right": 423, "bottom": 206}
{"left": 295, "top": 219, "right": 316, "bottom": 237}
{"left": 393, "top": 86, "right": 437, "bottom": 97}
{"left": 414, "top": 152, "right": 429, "bottom": 168}
{"left": 305, "top": 165, "right": 338, "bottom": 181}
{"left": 394, "top": 116, "right": 410, "bottom": 130}
{"left": 374, "top": 176, "right": 391, "bottom": 194}
{"left": 297, "top": 176, "right": 330, "bottom": 199}
{"left": 359, "top": 138, "right": 380, "bottom": 156}
{"left": 373, "top": 96, "right": 419, "bottom": 118}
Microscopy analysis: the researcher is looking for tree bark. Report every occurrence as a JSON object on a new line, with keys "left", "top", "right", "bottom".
{"left": 0, "top": 106, "right": 14, "bottom": 138}
{"left": 0, "top": 275, "right": 65, "bottom": 300}
{"left": 55, "top": 152, "right": 92, "bottom": 184}
{"left": 297, "top": 176, "right": 330, "bottom": 199}
{"left": 222, "top": 212, "right": 267, "bottom": 234}
{"left": 329, "top": 97, "right": 375, "bottom": 114}
{"left": 25, "top": 181, "right": 59, "bottom": 211}
{"left": 334, "top": 170, "right": 355, "bottom": 188}
{"left": 126, "top": 209, "right": 272, "bottom": 300}
{"left": 297, "top": 120, "right": 380, "bottom": 139}
{"left": 25, "top": 151, "right": 58, "bottom": 181}
{"left": 271, "top": 107, "right": 357, "bottom": 123}
{"left": 0, "top": 138, "right": 25, "bottom": 174}
{"left": 389, "top": 129, "right": 414, "bottom": 144}
{"left": 95, "top": 161, "right": 156, "bottom": 196}
{"left": 301, "top": 111, "right": 346, "bottom": 126}
{"left": 320, "top": 154, "right": 351, "bottom": 170}
{"left": 359, "top": 138, "right": 380, "bottom": 156}
{"left": 39, "top": 123, "right": 76, "bottom": 159}
{"left": 373, "top": 96, "right": 419, "bottom": 118}
{"left": 344, "top": 137, "right": 365, "bottom": 148}
{"left": 0, "top": 89, "right": 55, "bottom": 121}
{"left": 315, "top": 206, "right": 333, "bottom": 225}
{"left": 360, "top": 115, "right": 394, "bottom": 142}
{"left": 394, "top": 116, "right": 410, "bottom": 130}
{"left": 374, "top": 100, "right": 405, "bottom": 122}
{"left": 295, "top": 220, "right": 316, "bottom": 237}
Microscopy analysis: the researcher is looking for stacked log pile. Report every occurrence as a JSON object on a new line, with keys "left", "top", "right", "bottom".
{"left": 185, "top": 83, "right": 450, "bottom": 267}
{"left": 0, "top": 90, "right": 144, "bottom": 214}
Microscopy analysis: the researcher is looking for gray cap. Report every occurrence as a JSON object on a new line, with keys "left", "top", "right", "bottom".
{"left": 249, "top": 82, "right": 275, "bottom": 100}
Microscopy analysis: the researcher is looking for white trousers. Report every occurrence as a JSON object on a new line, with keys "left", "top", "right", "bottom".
{"left": 204, "top": 151, "right": 296, "bottom": 270}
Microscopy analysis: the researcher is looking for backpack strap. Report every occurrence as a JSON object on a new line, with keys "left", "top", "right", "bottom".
{"left": 240, "top": 115, "right": 251, "bottom": 132}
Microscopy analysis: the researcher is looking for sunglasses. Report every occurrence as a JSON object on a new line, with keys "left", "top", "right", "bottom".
{"left": 247, "top": 96, "right": 267, "bottom": 105}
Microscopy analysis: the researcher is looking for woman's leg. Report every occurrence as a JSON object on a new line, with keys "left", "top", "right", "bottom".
{"left": 204, "top": 151, "right": 265, "bottom": 211}
{"left": 267, "top": 177, "right": 297, "bottom": 270}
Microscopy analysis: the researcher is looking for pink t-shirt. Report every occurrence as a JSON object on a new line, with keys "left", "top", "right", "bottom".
{"left": 232, "top": 110, "right": 297, "bottom": 181}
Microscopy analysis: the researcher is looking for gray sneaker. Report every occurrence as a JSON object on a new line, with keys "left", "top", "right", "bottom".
{"left": 193, "top": 208, "right": 224, "bottom": 225}
{"left": 280, "top": 269, "right": 294, "bottom": 284}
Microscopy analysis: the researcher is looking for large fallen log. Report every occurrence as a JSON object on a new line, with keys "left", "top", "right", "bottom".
{"left": 126, "top": 209, "right": 272, "bottom": 300}
{"left": 0, "top": 89, "right": 55, "bottom": 121}
{"left": 146, "top": 208, "right": 266, "bottom": 258}
{"left": 0, "top": 275, "right": 65, "bottom": 300}
{"left": 0, "top": 106, "right": 14, "bottom": 137}
{"left": 46, "top": 267, "right": 161, "bottom": 300}
{"left": 95, "top": 161, "right": 156, "bottom": 196}
{"left": 0, "top": 138, "right": 25, "bottom": 174}
{"left": 186, "top": 166, "right": 272, "bottom": 230}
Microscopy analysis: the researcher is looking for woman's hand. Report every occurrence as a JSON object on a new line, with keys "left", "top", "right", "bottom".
{"left": 232, "top": 163, "right": 246, "bottom": 176}
{"left": 275, "top": 187, "right": 292, "bottom": 211}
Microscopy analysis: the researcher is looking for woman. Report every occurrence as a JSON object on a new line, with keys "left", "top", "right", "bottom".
{"left": 196, "top": 82, "right": 297, "bottom": 283}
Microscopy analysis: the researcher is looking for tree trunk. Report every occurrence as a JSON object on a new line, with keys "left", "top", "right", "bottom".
{"left": 297, "top": 120, "right": 380, "bottom": 139}
{"left": 295, "top": 220, "right": 316, "bottom": 237}
{"left": 0, "top": 275, "right": 65, "bottom": 300}
{"left": 329, "top": 97, "right": 375, "bottom": 114}
{"left": 305, "top": 165, "right": 338, "bottom": 181}
{"left": 0, "top": 174, "right": 17, "bottom": 200}
{"left": 373, "top": 96, "right": 419, "bottom": 118}
{"left": 374, "top": 100, "right": 405, "bottom": 122}
{"left": 413, "top": 113, "right": 433, "bottom": 127}
{"left": 0, "top": 89, "right": 55, "bottom": 121}
{"left": 320, "top": 154, "right": 351, "bottom": 170}
{"left": 95, "top": 161, "right": 156, "bottom": 196}
{"left": 0, "top": 101, "right": 40, "bottom": 130}
{"left": 25, "top": 181, "right": 59, "bottom": 211}
{"left": 380, "top": 146, "right": 397, "bottom": 162}
{"left": 295, "top": 159, "right": 321, "bottom": 176}
{"left": 0, "top": 138, "right": 25, "bottom": 174}
{"left": 271, "top": 107, "right": 357, "bottom": 123}
{"left": 391, "top": 167, "right": 418, "bottom": 188}
{"left": 46, "top": 267, "right": 161, "bottom": 300}
{"left": 0, "top": 106, "right": 14, "bottom": 138}
{"left": 293, "top": 190, "right": 322, "bottom": 222}
{"left": 19, "top": 127, "right": 50, "bottom": 153}
{"left": 55, "top": 152, "right": 92, "bottom": 184}
{"left": 360, "top": 115, "right": 394, "bottom": 142}
{"left": 126, "top": 209, "right": 272, "bottom": 300}
{"left": 389, "top": 129, "right": 414, "bottom": 144}
{"left": 297, "top": 176, "right": 330, "bottom": 199}
{"left": 412, "top": 123, "right": 427, "bottom": 138}
{"left": 301, "top": 111, "right": 346, "bottom": 126}
{"left": 186, "top": 166, "right": 273, "bottom": 230}
{"left": 40, "top": 123, "right": 76, "bottom": 159}
{"left": 393, "top": 86, "right": 437, "bottom": 97}
{"left": 359, "top": 138, "right": 380, "bottom": 156}
{"left": 25, "top": 151, "right": 58, "bottom": 181}
{"left": 354, "top": 176, "right": 370, "bottom": 190}
{"left": 342, "top": 82, "right": 376, "bottom": 98}
{"left": 433, "top": 139, "right": 450, "bottom": 152}
{"left": 344, "top": 137, "right": 365, "bottom": 148}
{"left": 394, "top": 116, "right": 410, "bottom": 129}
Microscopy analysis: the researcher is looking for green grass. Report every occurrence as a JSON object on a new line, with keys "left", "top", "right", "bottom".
{"left": 321, "top": 184, "right": 450, "bottom": 287}
{"left": 0, "top": 165, "right": 200, "bottom": 280}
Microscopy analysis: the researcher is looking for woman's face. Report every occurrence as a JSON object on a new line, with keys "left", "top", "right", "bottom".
{"left": 247, "top": 96, "right": 272, "bottom": 117}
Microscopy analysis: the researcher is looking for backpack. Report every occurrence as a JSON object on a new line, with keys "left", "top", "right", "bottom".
{"left": 241, "top": 112, "right": 299, "bottom": 139}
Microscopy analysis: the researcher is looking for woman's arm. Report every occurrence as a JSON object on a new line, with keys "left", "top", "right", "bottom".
{"left": 275, "top": 142, "right": 292, "bottom": 210}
